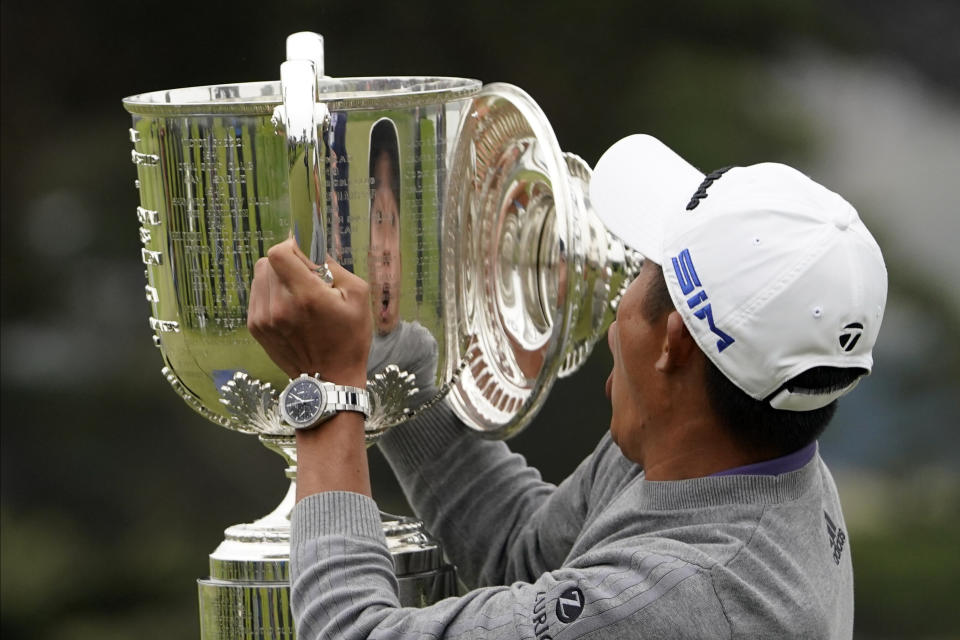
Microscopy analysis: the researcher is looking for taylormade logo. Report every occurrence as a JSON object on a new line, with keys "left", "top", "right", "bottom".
{"left": 839, "top": 322, "right": 864, "bottom": 352}
{"left": 672, "top": 249, "right": 735, "bottom": 353}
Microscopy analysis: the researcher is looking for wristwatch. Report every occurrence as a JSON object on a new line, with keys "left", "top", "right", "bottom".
{"left": 279, "top": 373, "right": 371, "bottom": 430}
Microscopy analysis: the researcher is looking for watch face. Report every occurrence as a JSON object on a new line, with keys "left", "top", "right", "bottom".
{"left": 282, "top": 377, "right": 325, "bottom": 426}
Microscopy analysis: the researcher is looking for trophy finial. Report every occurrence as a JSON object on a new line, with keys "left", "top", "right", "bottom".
{"left": 286, "top": 31, "right": 325, "bottom": 79}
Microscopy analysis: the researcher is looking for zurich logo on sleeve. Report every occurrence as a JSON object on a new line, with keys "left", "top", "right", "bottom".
{"left": 671, "top": 249, "right": 735, "bottom": 353}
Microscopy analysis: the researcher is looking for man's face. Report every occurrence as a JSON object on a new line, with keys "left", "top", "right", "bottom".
{"left": 605, "top": 260, "right": 670, "bottom": 463}
{"left": 368, "top": 153, "right": 401, "bottom": 335}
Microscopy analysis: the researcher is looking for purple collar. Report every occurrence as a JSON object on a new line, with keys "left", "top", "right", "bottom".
{"left": 711, "top": 441, "right": 817, "bottom": 477}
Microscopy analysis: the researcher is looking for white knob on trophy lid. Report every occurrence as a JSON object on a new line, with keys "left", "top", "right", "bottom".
{"left": 286, "top": 31, "right": 325, "bottom": 79}
{"left": 278, "top": 59, "right": 319, "bottom": 144}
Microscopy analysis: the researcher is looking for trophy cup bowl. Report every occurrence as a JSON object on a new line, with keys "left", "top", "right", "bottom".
{"left": 123, "top": 32, "right": 639, "bottom": 639}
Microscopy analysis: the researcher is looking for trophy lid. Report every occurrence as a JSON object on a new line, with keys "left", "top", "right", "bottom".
{"left": 122, "top": 76, "right": 482, "bottom": 116}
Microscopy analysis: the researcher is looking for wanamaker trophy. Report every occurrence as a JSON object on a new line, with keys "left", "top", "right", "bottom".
{"left": 123, "top": 31, "right": 641, "bottom": 639}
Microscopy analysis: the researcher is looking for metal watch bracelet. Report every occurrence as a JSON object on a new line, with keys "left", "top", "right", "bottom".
{"left": 323, "top": 383, "right": 372, "bottom": 418}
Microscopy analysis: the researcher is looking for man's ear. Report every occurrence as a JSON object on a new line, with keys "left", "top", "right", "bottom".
{"left": 655, "top": 311, "right": 698, "bottom": 372}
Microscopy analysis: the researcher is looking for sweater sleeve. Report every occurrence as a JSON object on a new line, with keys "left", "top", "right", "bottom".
{"left": 290, "top": 491, "right": 727, "bottom": 640}
{"left": 374, "top": 402, "right": 620, "bottom": 587}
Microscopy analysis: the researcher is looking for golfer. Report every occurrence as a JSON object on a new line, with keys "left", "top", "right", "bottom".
{"left": 248, "top": 133, "right": 887, "bottom": 639}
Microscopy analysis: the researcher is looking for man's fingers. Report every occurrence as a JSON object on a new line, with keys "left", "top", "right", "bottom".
{"left": 248, "top": 256, "right": 308, "bottom": 377}
{"left": 248, "top": 239, "right": 373, "bottom": 382}
{"left": 279, "top": 235, "right": 331, "bottom": 275}
{"left": 248, "top": 257, "right": 272, "bottom": 333}
{"left": 268, "top": 237, "right": 369, "bottom": 302}
{"left": 325, "top": 256, "right": 349, "bottom": 281}
{"left": 325, "top": 253, "right": 370, "bottom": 299}
{"left": 267, "top": 240, "right": 328, "bottom": 296}
{"left": 288, "top": 237, "right": 317, "bottom": 269}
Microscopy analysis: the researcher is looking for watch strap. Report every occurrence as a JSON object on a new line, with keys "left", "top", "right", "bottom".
{"left": 320, "top": 382, "right": 371, "bottom": 418}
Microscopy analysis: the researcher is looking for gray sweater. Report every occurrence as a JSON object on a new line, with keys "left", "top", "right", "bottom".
{"left": 291, "top": 403, "right": 853, "bottom": 639}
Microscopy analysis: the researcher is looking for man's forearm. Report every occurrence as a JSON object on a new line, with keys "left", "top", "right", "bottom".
{"left": 296, "top": 412, "right": 371, "bottom": 501}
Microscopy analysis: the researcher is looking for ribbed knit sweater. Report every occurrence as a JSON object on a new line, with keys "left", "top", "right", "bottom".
{"left": 291, "top": 403, "right": 853, "bottom": 639}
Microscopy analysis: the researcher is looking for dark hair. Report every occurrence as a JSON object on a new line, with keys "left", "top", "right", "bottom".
{"left": 642, "top": 262, "right": 864, "bottom": 457}
{"left": 369, "top": 120, "right": 400, "bottom": 202}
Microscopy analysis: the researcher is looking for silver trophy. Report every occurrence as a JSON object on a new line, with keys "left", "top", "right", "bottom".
{"left": 123, "top": 32, "right": 639, "bottom": 639}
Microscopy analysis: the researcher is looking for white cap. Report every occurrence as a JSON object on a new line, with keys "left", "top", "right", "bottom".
{"left": 591, "top": 134, "right": 888, "bottom": 411}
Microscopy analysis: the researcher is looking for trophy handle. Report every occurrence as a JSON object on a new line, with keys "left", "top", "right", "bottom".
{"left": 273, "top": 58, "right": 330, "bottom": 260}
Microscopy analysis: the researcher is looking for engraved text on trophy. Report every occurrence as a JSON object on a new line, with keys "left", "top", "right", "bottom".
{"left": 166, "top": 127, "right": 281, "bottom": 335}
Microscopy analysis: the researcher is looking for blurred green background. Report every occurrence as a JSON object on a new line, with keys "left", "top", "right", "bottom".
{"left": 2, "top": 1, "right": 958, "bottom": 638}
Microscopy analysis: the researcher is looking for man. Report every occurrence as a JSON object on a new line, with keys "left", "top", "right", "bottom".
{"left": 248, "top": 134, "right": 887, "bottom": 638}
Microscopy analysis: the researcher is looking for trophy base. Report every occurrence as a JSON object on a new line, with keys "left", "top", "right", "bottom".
{"left": 198, "top": 567, "right": 456, "bottom": 639}
{"left": 196, "top": 488, "right": 457, "bottom": 639}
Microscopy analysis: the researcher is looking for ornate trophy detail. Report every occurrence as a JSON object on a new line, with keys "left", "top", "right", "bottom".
{"left": 217, "top": 365, "right": 419, "bottom": 443}
{"left": 366, "top": 365, "right": 420, "bottom": 439}
{"left": 124, "top": 31, "right": 639, "bottom": 639}
{"left": 218, "top": 372, "right": 282, "bottom": 435}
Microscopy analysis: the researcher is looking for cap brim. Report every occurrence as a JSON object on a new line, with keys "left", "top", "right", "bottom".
{"left": 590, "top": 134, "right": 704, "bottom": 264}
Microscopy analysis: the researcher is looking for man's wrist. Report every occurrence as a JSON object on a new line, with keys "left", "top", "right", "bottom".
{"left": 295, "top": 411, "right": 371, "bottom": 500}
{"left": 296, "top": 410, "right": 366, "bottom": 442}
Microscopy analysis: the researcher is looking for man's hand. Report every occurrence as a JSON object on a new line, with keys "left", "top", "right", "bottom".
{"left": 248, "top": 236, "right": 374, "bottom": 501}
{"left": 247, "top": 237, "right": 372, "bottom": 388}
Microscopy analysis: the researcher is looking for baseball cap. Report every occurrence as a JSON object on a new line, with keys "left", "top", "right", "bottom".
{"left": 590, "top": 134, "right": 887, "bottom": 411}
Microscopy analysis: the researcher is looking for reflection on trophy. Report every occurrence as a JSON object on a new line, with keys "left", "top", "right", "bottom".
{"left": 123, "top": 31, "right": 640, "bottom": 639}
{"left": 368, "top": 119, "right": 403, "bottom": 338}
{"left": 365, "top": 119, "right": 440, "bottom": 411}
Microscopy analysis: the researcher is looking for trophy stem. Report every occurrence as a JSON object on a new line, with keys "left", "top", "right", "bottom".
{"left": 197, "top": 435, "right": 456, "bottom": 639}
